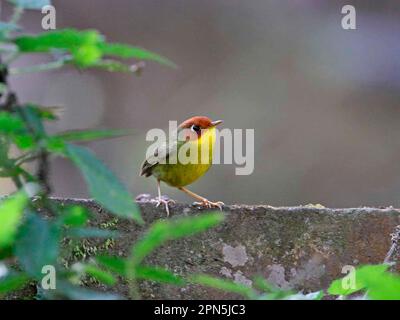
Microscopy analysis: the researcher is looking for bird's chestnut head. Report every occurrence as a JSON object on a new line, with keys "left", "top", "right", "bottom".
{"left": 178, "top": 116, "right": 223, "bottom": 141}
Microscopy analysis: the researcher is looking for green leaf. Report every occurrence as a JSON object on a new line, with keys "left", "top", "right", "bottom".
{"left": 8, "top": 0, "right": 50, "bottom": 10}
{"left": 61, "top": 205, "right": 89, "bottom": 227}
{"left": 13, "top": 134, "right": 35, "bottom": 149}
{"left": 29, "top": 105, "right": 61, "bottom": 120}
{"left": 0, "top": 191, "right": 29, "bottom": 248}
{"left": 14, "top": 29, "right": 102, "bottom": 68}
{"left": 15, "top": 213, "right": 60, "bottom": 277}
{"left": 351, "top": 265, "right": 400, "bottom": 300}
{"left": 328, "top": 264, "right": 389, "bottom": 296}
{"left": 130, "top": 213, "right": 224, "bottom": 265}
{"left": 18, "top": 105, "right": 46, "bottom": 135}
{"left": 22, "top": 104, "right": 60, "bottom": 122}
{"left": 66, "top": 144, "right": 142, "bottom": 224}
{"left": 44, "top": 136, "right": 66, "bottom": 154}
{"left": 96, "top": 255, "right": 126, "bottom": 276}
{"left": 13, "top": 29, "right": 173, "bottom": 69}
{"left": 252, "top": 275, "right": 277, "bottom": 293}
{"left": 99, "top": 43, "right": 176, "bottom": 68}
{"left": 0, "top": 272, "right": 30, "bottom": 295}
{"left": 0, "top": 112, "right": 36, "bottom": 150}
{"left": 83, "top": 265, "right": 116, "bottom": 286}
{"left": 136, "top": 266, "right": 185, "bottom": 285}
{"left": 0, "top": 112, "right": 25, "bottom": 134}
{"left": 14, "top": 29, "right": 102, "bottom": 53}
{"left": 190, "top": 274, "right": 256, "bottom": 299}
{"left": 328, "top": 276, "right": 361, "bottom": 296}
{"left": 0, "top": 246, "right": 13, "bottom": 260}
{"left": 327, "top": 264, "right": 400, "bottom": 299}
{"left": 47, "top": 128, "right": 132, "bottom": 154}
{"left": 71, "top": 44, "right": 102, "bottom": 68}
{"left": 363, "top": 272, "right": 400, "bottom": 300}
{"left": 96, "top": 255, "right": 184, "bottom": 285}
{"left": 66, "top": 227, "right": 120, "bottom": 239}
{"left": 56, "top": 128, "right": 133, "bottom": 143}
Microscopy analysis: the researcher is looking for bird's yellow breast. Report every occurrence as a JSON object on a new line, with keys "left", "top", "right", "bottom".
{"left": 152, "top": 127, "right": 216, "bottom": 187}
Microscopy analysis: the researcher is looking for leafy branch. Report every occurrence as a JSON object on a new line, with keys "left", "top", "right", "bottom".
{"left": 1, "top": 0, "right": 399, "bottom": 301}
{"left": 0, "top": 0, "right": 171, "bottom": 299}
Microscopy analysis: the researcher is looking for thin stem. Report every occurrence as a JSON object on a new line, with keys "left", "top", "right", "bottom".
{"left": 126, "top": 258, "right": 141, "bottom": 300}
{"left": 384, "top": 225, "right": 400, "bottom": 266}
{"left": 4, "top": 51, "right": 20, "bottom": 65}
{"left": 37, "top": 150, "right": 51, "bottom": 194}
{"left": 9, "top": 6, "right": 24, "bottom": 25}
{"left": 128, "top": 276, "right": 141, "bottom": 300}
{"left": 9, "top": 59, "right": 68, "bottom": 75}
{"left": 2, "top": 5, "right": 24, "bottom": 38}
{"left": 14, "top": 152, "right": 39, "bottom": 166}
{"left": 11, "top": 175, "right": 23, "bottom": 189}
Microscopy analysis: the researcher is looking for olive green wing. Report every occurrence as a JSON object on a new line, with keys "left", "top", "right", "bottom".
{"left": 139, "top": 140, "right": 179, "bottom": 177}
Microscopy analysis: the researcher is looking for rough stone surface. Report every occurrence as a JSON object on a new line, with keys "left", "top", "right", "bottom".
{"left": 39, "top": 198, "right": 400, "bottom": 299}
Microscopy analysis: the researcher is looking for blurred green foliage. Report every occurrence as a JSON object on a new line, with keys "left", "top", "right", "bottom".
{"left": 328, "top": 264, "right": 400, "bottom": 300}
{"left": 0, "top": 0, "right": 178, "bottom": 299}
{"left": 14, "top": 28, "right": 176, "bottom": 68}
{"left": 0, "top": 191, "right": 28, "bottom": 248}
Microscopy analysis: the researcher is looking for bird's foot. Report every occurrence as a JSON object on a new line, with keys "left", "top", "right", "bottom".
{"left": 154, "top": 196, "right": 176, "bottom": 216}
{"left": 193, "top": 199, "right": 224, "bottom": 211}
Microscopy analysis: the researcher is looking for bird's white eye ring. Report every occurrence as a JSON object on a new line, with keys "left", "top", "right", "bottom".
{"left": 191, "top": 125, "right": 201, "bottom": 133}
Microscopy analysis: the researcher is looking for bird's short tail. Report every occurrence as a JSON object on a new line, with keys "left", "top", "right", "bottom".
{"left": 140, "top": 160, "right": 155, "bottom": 177}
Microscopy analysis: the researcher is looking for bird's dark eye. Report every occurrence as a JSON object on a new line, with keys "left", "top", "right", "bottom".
{"left": 191, "top": 125, "right": 201, "bottom": 133}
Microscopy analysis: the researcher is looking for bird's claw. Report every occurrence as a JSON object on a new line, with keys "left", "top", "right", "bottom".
{"left": 155, "top": 198, "right": 176, "bottom": 216}
{"left": 194, "top": 199, "right": 225, "bottom": 211}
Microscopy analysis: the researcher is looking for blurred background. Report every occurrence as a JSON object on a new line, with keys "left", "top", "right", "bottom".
{"left": 1, "top": 0, "right": 400, "bottom": 207}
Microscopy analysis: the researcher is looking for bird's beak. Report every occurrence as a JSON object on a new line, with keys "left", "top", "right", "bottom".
{"left": 211, "top": 120, "right": 223, "bottom": 127}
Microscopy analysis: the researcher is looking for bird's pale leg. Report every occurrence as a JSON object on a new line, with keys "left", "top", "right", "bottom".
{"left": 155, "top": 179, "right": 175, "bottom": 216}
{"left": 178, "top": 187, "right": 224, "bottom": 210}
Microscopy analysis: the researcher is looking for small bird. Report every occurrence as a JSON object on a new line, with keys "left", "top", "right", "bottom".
{"left": 140, "top": 116, "right": 224, "bottom": 215}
